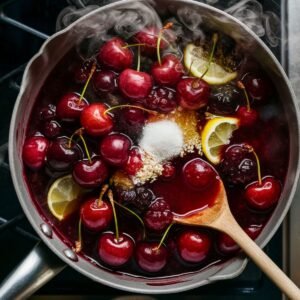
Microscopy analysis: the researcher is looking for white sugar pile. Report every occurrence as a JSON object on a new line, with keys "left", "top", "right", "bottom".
{"left": 139, "top": 120, "right": 184, "bottom": 162}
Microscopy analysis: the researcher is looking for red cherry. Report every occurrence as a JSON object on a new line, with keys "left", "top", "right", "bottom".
{"left": 182, "top": 158, "right": 216, "bottom": 190}
{"left": 39, "top": 104, "right": 56, "bottom": 121}
{"left": 135, "top": 242, "right": 167, "bottom": 272}
{"left": 161, "top": 162, "right": 176, "bottom": 180}
{"left": 42, "top": 120, "right": 61, "bottom": 139}
{"left": 72, "top": 157, "right": 108, "bottom": 188}
{"left": 97, "top": 37, "right": 133, "bottom": 71}
{"left": 80, "top": 103, "right": 113, "bottom": 136}
{"left": 81, "top": 198, "right": 113, "bottom": 231}
{"left": 237, "top": 106, "right": 259, "bottom": 127}
{"left": 73, "top": 59, "right": 94, "bottom": 84}
{"left": 93, "top": 70, "right": 117, "bottom": 94}
{"left": 98, "top": 232, "right": 134, "bottom": 267}
{"left": 99, "top": 133, "right": 131, "bottom": 167}
{"left": 151, "top": 54, "right": 184, "bottom": 87}
{"left": 121, "top": 107, "right": 147, "bottom": 126}
{"left": 177, "top": 230, "right": 211, "bottom": 263}
{"left": 133, "top": 27, "right": 167, "bottom": 56}
{"left": 217, "top": 233, "right": 239, "bottom": 255}
{"left": 245, "top": 177, "right": 281, "bottom": 211}
{"left": 243, "top": 73, "right": 273, "bottom": 102}
{"left": 56, "top": 93, "right": 89, "bottom": 122}
{"left": 23, "top": 136, "right": 49, "bottom": 170}
{"left": 124, "top": 147, "right": 143, "bottom": 176}
{"left": 177, "top": 78, "right": 210, "bottom": 110}
{"left": 119, "top": 69, "right": 153, "bottom": 100}
{"left": 244, "top": 224, "right": 263, "bottom": 240}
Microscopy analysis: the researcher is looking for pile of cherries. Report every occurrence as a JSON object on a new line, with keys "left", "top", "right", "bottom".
{"left": 22, "top": 24, "right": 283, "bottom": 275}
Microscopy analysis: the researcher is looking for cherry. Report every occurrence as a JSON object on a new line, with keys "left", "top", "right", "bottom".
{"left": 124, "top": 147, "right": 143, "bottom": 176}
{"left": 22, "top": 136, "right": 49, "bottom": 170}
{"left": 39, "top": 104, "right": 56, "bottom": 121}
{"left": 81, "top": 198, "right": 113, "bottom": 232}
{"left": 56, "top": 92, "right": 89, "bottom": 122}
{"left": 73, "top": 157, "right": 108, "bottom": 188}
{"left": 242, "top": 72, "right": 273, "bottom": 102}
{"left": 220, "top": 143, "right": 257, "bottom": 185}
{"left": 47, "top": 137, "right": 82, "bottom": 171}
{"left": 177, "top": 78, "right": 210, "bottom": 110}
{"left": 100, "top": 133, "right": 131, "bottom": 167}
{"left": 80, "top": 103, "right": 113, "bottom": 136}
{"left": 144, "top": 199, "right": 173, "bottom": 232}
{"left": 245, "top": 177, "right": 281, "bottom": 211}
{"left": 135, "top": 242, "right": 167, "bottom": 272}
{"left": 42, "top": 120, "right": 61, "bottom": 139}
{"left": 120, "top": 107, "right": 147, "bottom": 126}
{"left": 244, "top": 224, "right": 263, "bottom": 240}
{"left": 133, "top": 27, "right": 167, "bottom": 56}
{"left": 119, "top": 69, "right": 153, "bottom": 100}
{"left": 93, "top": 70, "right": 117, "bottom": 94}
{"left": 177, "top": 230, "right": 211, "bottom": 263}
{"left": 182, "top": 158, "right": 216, "bottom": 190}
{"left": 217, "top": 233, "right": 239, "bottom": 255}
{"left": 151, "top": 54, "right": 184, "bottom": 87}
{"left": 98, "top": 232, "right": 134, "bottom": 267}
{"left": 145, "top": 87, "right": 177, "bottom": 113}
{"left": 161, "top": 162, "right": 176, "bottom": 180}
{"left": 97, "top": 37, "right": 133, "bottom": 72}
{"left": 73, "top": 59, "right": 94, "bottom": 84}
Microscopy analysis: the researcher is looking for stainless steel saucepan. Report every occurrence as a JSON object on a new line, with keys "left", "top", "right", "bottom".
{"left": 1, "top": 0, "right": 299, "bottom": 299}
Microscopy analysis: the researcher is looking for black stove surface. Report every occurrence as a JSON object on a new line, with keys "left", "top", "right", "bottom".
{"left": 0, "top": 0, "right": 285, "bottom": 298}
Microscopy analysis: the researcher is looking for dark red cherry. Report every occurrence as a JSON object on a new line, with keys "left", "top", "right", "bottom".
{"left": 161, "top": 162, "right": 176, "bottom": 180}
{"left": 93, "top": 70, "right": 117, "bottom": 94}
{"left": 135, "top": 242, "right": 167, "bottom": 272}
{"left": 81, "top": 198, "right": 113, "bottom": 231}
{"left": 72, "top": 157, "right": 108, "bottom": 188}
{"left": 98, "top": 232, "right": 134, "bottom": 267}
{"left": 177, "top": 230, "right": 211, "bottom": 263}
{"left": 99, "top": 133, "right": 131, "bottom": 167}
{"left": 237, "top": 106, "right": 259, "bottom": 127}
{"left": 97, "top": 37, "right": 133, "bottom": 71}
{"left": 119, "top": 69, "right": 153, "bottom": 100}
{"left": 151, "top": 54, "right": 184, "bottom": 87}
{"left": 121, "top": 107, "right": 147, "bottom": 126}
{"left": 182, "top": 158, "right": 216, "bottom": 190}
{"left": 47, "top": 137, "right": 83, "bottom": 171}
{"left": 243, "top": 73, "right": 273, "bottom": 102}
{"left": 80, "top": 103, "right": 113, "bottom": 136}
{"left": 144, "top": 199, "right": 173, "bottom": 232}
{"left": 23, "top": 136, "right": 49, "bottom": 170}
{"left": 73, "top": 59, "right": 94, "bottom": 84}
{"left": 145, "top": 87, "right": 177, "bottom": 113}
{"left": 56, "top": 92, "right": 89, "bottom": 122}
{"left": 177, "top": 78, "right": 210, "bottom": 110}
{"left": 217, "top": 232, "right": 239, "bottom": 255}
{"left": 39, "top": 104, "right": 56, "bottom": 121}
{"left": 133, "top": 27, "right": 167, "bottom": 56}
{"left": 244, "top": 224, "right": 263, "bottom": 240}
{"left": 124, "top": 147, "right": 143, "bottom": 176}
{"left": 245, "top": 177, "right": 281, "bottom": 211}
{"left": 42, "top": 120, "right": 61, "bottom": 139}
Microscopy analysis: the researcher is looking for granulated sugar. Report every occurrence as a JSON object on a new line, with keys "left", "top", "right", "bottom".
{"left": 139, "top": 120, "right": 184, "bottom": 162}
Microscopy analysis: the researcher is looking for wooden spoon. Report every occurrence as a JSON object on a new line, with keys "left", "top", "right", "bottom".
{"left": 174, "top": 179, "right": 300, "bottom": 300}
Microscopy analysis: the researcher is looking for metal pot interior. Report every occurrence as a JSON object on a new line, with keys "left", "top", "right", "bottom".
{"left": 8, "top": 0, "right": 300, "bottom": 294}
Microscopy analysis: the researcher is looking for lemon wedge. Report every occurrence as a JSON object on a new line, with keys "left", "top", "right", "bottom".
{"left": 201, "top": 117, "right": 239, "bottom": 164}
{"left": 47, "top": 175, "right": 84, "bottom": 221}
{"left": 184, "top": 43, "right": 237, "bottom": 85}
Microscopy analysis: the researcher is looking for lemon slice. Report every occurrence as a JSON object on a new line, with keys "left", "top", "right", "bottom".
{"left": 184, "top": 43, "right": 237, "bottom": 85}
{"left": 47, "top": 175, "right": 84, "bottom": 221}
{"left": 202, "top": 117, "right": 239, "bottom": 164}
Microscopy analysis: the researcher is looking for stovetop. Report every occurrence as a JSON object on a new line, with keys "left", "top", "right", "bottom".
{"left": 0, "top": 0, "right": 297, "bottom": 299}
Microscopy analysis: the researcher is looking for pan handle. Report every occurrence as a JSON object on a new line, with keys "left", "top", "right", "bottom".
{"left": 0, "top": 242, "right": 66, "bottom": 300}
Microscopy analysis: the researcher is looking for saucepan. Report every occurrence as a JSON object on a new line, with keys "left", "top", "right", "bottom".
{"left": 1, "top": 0, "right": 300, "bottom": 298}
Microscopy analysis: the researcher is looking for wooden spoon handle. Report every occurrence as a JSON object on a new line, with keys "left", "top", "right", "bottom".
{"left": 215, "top": 215, "right": 300, "bottom": 299}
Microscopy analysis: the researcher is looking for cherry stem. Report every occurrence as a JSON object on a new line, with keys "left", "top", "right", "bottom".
{"left": 122, "top": 43, "right": 146, "bottom": 49}
{"left": 247, "top": 145, "right": 262, "bottom": 185}
{"left": 114, "top": 200, "right": 146, "bottom": 240}
{"left": 75, "top": 218, "right": 82, "bottom": 253}
{"left": 188, "top": 60, "right": 195, "bottom": 77}
{"left": 79, "top": 62, "right": 96, "bottom": 103}
{"left": 97, "top": 184, "right": 109, "bottom": 207}
{"left": 137, "top": 45, "right": 141, "bottom": 72}
{"left": 107, "top": 189, "right": 119, "bottom": 241}
{"left": 104, "top": 104, "right": 158, "bottom": 115}
{"left": 200, "top": 33, "right": 218, "bottom": 79}
{"left": 157, "top": 22, "right": 173, "bottom": 66}
{"left": 237, "top": 81, "right": 251, "bottom": 112}
{"left": 156, "top": 222, "right": 174, "bottom": 250}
